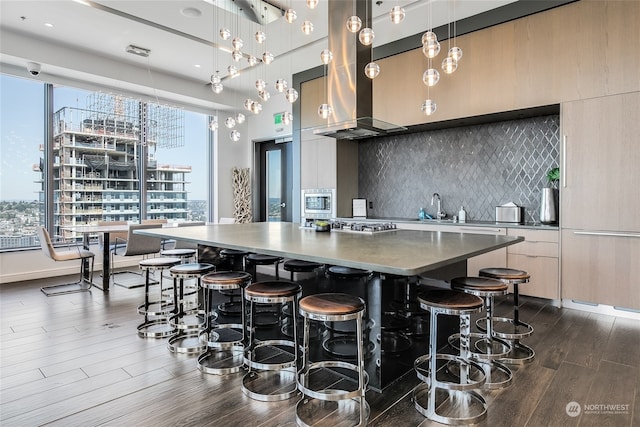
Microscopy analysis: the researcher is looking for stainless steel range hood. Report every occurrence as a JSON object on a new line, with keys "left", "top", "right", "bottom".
{"left": 304, "top": 0, "right": 406, "bottom": 140}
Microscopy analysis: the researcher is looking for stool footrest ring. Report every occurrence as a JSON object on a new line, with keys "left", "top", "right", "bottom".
{"left": 414, "top": 353, "right": 486, "bottom": 391}
{"left": 413, "top": 382, "right": 487, "bottom": 425}
{"left": 297, "top": 360, "right": 369, "bottom": 402}
{"left": 197, "top": 346, "right": 244, "bottom": 375}
{"left": 476, "top": 316, "right": 534, "bottom": 340}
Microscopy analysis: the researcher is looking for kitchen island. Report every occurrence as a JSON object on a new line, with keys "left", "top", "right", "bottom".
{"left": 136, "top": 222, "right": 523, "bottom": 390}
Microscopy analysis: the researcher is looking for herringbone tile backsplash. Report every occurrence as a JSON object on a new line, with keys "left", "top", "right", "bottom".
{"left": 358, "top": 115, "right": 559, "bottom": 222}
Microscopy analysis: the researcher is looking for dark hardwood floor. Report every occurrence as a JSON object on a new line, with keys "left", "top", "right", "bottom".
{"left": 1, "top": 274, "right": 638, "bottom": 426}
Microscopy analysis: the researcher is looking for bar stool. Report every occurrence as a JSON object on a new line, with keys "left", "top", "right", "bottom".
{"left": 296, "top": 293, "right": 369, "bottom": 427}
{"left": 198, "top": 271, "right": 252, "bottom": 375}
{"left": 323, "top": 266, "right": 372, "bottom": 360}
{"left": 242, "top": 280, "right": 302, "bottom": 401}
{"left": 161, "top": 248, "right": 197, "bottom": 263}
{"left": 218, "top": 249, "right": 249, "bottom": 317}
{"left": 246, "top": 253, "right": 283, "bottom": 280}
{"left": 282, "top": 259, "right": 323, "bottom": 281}
{"left": 281, "top": 259, "right": 324, "bottom": 338}
{"left": 137, "top": 257, "right": 182, "bottom": 338}
{"left": 479, "top": 267, "right": 535, "bottom": 364}
{"left": 414, "top": 289, "right": 487, "bottom": 425}
{"left": 167, "top": 262, "right": 216, "bottom": 354}
{"left": 220, "top": 248, "right": 249, "bottom": 271}
{"left": 450, "top": 277, "right": 513, "bottom": 390}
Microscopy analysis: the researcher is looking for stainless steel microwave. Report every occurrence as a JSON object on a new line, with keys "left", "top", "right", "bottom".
{"left": 301, "top": 188, "right": 336, "bottom": 220}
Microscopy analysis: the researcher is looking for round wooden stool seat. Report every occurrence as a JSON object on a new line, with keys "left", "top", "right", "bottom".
{"left": 417, "top": 289, "right": 484, "bottom": 314}
{"left": 300, "top": 293, "right": 365, "bottom": 317}
{"left": 202, "top": 271, "right": 251, "bottom": 290}
{"left": 246, "top": 253, "right": 283, "bottom": 265}
{"left": 245, "top": 280, "right": 300, "bottom": 299}
{"left": 283, "top": 259, "right": 323, "bottom": 273}
{"left": 169, "top": 263, "right": 215, "bottom": 277}
{"left": 221, "top": 248, "right": 249, "bottom": 257}
{"left": 327, "top": 265, "right": 372, "bottom": 279}
{"left": 161, "top": 248, "right": 196, "bottom": 258}
{"left": 451, "top": 276, "right": 508, "bottom": 294}
{"left": 139, "top": 257, "right": 182, "bottom": 269}
{"left": 479, "top": 267, "right": 530, "bottom": 283}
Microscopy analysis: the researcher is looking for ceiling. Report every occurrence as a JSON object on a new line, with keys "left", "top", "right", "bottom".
{"left": 0, "top": 0, "right": 518, "bottom": 113}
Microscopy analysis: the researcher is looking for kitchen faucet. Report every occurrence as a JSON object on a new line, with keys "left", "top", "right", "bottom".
{"left": 431, "top": 193, "right": 446, "bottom": 219}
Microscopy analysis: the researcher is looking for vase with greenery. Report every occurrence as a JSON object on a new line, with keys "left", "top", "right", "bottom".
{"left": 540, "top": 167, "right": 559, "bottom": 224}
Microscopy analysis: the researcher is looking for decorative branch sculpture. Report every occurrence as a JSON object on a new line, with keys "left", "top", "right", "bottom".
{"left": 232, "top": 167, "right": 252, "bottom": 223}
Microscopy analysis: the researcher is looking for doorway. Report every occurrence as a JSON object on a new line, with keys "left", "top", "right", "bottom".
{"left": 256, "top": 139, "right": 292, "bottom": 222}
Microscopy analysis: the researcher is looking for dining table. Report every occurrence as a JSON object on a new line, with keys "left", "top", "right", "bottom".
{"left": 135, "top": 221, "right": 524, "bottom": 391}
{"left": 62, "top": 224, "right": 130, "bottom": 292}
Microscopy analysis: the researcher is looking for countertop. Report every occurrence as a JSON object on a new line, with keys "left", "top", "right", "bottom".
{"left": 336, "top": 217, "right": 559, "bottom": 230}
{"left": 136, "top": 222, "right": 524, "bottom": 276}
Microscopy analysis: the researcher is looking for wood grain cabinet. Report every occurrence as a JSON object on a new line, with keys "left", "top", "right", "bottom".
{"left": 560, "top": 91, "right": 640, "bottom": 310}
{"left": 507, "top": 228, "right": 559, "bottom": 300}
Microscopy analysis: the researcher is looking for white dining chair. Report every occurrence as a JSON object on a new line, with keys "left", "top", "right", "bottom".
{"left": 37, "top": 226, "right": 95, "bottom": 296}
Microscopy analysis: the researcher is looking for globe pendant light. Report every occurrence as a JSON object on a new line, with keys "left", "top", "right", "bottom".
{"left": 275, "top": 79, "right": 288, "bottom": 92}
{"left": 448, "top": 46, "right": 463, "bottom": 62}
{"left": 232, "top": 37, "right": 243, "bottom": 50}
{"left": 211, "top": 82, "right": 223, "bottom": 94}
{"left": 247, "top": 55, "right": 258, "bottom": 66}
{"left": 282, "top": 112, "right": 293, "bottom": 125}
{"left": 359, "top": 27, "right": 374, "bottom": 46}
{"left": 422, "top": 40, "right": 441, "bottom": 59}
{"left": 441, "top": 56, "right": 457, "bottom": 74}
{"left": 390, "top": 6, "right": 405, "bottom": 24}
{"left": 318, "top": 103, "right": 333, "bottom": 119}
{"left": 306, "top": 0, "right": 318, "bottom": 9}
{"left": 255, "top": 30, "right": 266, "bottom": 44}
{"left": 258, "top": 90, "right": 270, "bottom": 101}
{"left": 230, "top": 130, "right": 241, "bottom": 141}
{"left": 320, "top": 49, "right": 333, "bottom": 65}
{"left": 227, "top": 65, "right": 239, "bottom": 77}
{"left": 364, "top": 62, "right": 380, "bottom": 79}
{"left": 301, "top": 20, "right": 314, "bottom": 35}
{"left": 225, "top": 117, "right": 236, "bottom": 128}
{"left": 285, "top": 88, "right": 298, "bottom": 103}
{"left": 210, "top": 73, "right": 221, "bottom": 84}
{"left": 421, "top": 31, "right": 437, "bottom": 45}
{"left": 220, "top": 27, "right": 231, "bottom": 40}
{"left": 421, "top": 99, "right": 437, "bottom": 115}
{"left": 244, "top": 99, "right": 253, "bottom": 111}
{"left": 232, "top": 50, "right": 243, "bottom": 62}
{"left": 235, "top": 113, "right": 246, "bottom": 124}
{"left": 284, "top": 8, "right": 297, "bottom": 23}
{"left": 422, "top": 68, "right": 440, "bottom": 87}
{"left": 346, "top": 16, "right": 362, "bottom": 33}
{"left": 251, "top": 101, "right": 263, "bottom": 114}
{"left": 255, "top": 79, "right": 266, "bottom": 91}
{"left": 209, "top": 119, "right": 218, "bottom": 131}
{"left": 262, "top": 51, "right": 274, "bottom": 64}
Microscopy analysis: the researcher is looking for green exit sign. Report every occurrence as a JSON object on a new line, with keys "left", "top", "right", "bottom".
{"left": 274, "top": 112, "right": 283, "bottom": 125}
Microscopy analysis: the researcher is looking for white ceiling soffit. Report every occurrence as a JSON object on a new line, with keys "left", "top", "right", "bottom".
{"left": 0, "top": 0, "right": 518, "bottom": 112}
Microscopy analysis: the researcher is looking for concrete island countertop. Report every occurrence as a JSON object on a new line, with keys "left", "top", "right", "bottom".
{"left": 136, "top": 222, "right": 524, "bottom": 277}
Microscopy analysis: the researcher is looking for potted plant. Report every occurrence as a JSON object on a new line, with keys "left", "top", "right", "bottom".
{"left": 540, "top": 167, "right": 559, "bottom": 224}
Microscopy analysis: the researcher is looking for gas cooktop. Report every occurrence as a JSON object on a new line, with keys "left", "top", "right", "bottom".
{"left": 330, "top": 220, "right": 397, "bottom": 234}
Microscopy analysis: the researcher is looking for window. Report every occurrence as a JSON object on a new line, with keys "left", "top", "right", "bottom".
{"left": 0, "top": 75, "right": 44, "bottom": 249}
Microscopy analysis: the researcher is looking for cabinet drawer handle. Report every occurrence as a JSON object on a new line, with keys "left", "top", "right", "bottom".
{"left": 573, "top": 231, "right": 640, "bottom": 238}
{"left": 460, "top": 227, "right": 502, "bottom": 233}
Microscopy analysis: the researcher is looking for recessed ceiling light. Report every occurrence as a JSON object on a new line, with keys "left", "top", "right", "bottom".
{"left": 44, "top": 23, "right": 54, "bottom": 28}
{"left": 194, "top": 64, "right": 201, "bottom": 68}
{"left": 181, "top": 7, "right": 202, "bottom": 17}
{"left": 126, "top": 45, "right": 151, "bottom": 57}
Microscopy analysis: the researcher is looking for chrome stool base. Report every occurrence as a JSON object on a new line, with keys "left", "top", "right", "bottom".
{"left": 242, "top": 368, "right": 297, "bottom": 401}
{"left": 296, "top": 394, "right": 371, "bottom": 427}
{"left": 167, "top": 331, "right": 207, "bottom": 354}
{"left": 137, "top": 319, "right": 174, "bottom": 338}
{"left": 197, "top": 345, "right": 244, "bottom": 375}
{"left": 414, "top": 383, "right": 487, "bottom": 426}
